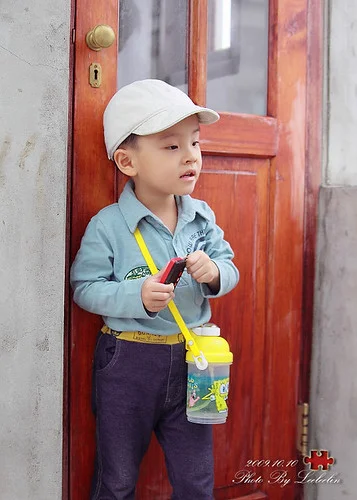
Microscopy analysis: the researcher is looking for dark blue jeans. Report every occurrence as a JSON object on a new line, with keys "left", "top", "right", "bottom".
{"left": 90, "top": 333, "right": 214, "bottom": 500}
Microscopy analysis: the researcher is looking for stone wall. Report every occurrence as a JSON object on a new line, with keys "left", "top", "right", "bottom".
{"left": 306, "top": 0, "right": 357, "bottom": 498}
{"left": 0, "top": 2, "right": 70, "bottom": 498}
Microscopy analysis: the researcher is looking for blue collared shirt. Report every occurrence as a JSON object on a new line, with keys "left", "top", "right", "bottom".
{"left": 70, "top": 180, "right": 239, "bottom": 334}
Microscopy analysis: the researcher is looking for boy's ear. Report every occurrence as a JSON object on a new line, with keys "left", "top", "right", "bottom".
{"left": 113, "top": 148, "right": 137, "bottom": 177}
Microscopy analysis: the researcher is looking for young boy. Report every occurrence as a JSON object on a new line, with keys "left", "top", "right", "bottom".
{"left": 71, "top": 79, "right": 239, "bottom": 500}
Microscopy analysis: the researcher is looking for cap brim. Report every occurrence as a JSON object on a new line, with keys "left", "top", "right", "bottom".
{"left": 132, "top": 105, "right": 220, "bottom": 136}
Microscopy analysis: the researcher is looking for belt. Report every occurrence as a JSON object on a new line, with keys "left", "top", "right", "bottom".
{"left": 101, "top": 325, "right": 185, "bottom": 345}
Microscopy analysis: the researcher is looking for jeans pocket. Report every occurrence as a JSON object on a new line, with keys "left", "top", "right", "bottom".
{"left": 94, "top": 333, "right": 122, "bottom": 374}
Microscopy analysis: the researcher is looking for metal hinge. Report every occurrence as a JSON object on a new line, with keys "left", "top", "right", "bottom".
{"left": 297, "top": 403, "right": 309, "bottom": 457}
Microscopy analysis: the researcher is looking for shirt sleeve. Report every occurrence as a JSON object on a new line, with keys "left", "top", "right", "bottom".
{"left": 70, "top": 217, "right": 156, "bottom": 319}
{"left": 199, "top": 205, "right": 239, "bottom": 298}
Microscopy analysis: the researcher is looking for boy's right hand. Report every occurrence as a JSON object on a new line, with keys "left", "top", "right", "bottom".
{"left": 141, "top": 268, "right": 175, "bottom": 313}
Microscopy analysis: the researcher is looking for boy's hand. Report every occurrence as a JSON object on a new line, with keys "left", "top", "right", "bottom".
{"left": 141, "top": 268, "right": 175, "bottom": 313}
{"left": 186, "top": 250, "right": 220, "bottom": 293}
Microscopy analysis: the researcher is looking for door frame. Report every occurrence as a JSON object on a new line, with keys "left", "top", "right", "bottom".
{"left": 300, "top": 0, "right": 323, "bottom": 406}
{"left": 62, "top": 0, "right": 323, "bottom": 497}
{"left": 296, "top": 0, "right": 323, "bottom": 495}
{"left": 62, "top": 1, "right": 76, "bottom": 499}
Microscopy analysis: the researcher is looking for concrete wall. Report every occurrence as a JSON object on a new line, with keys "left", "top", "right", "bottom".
{"left": 307, "top": 189, "right": 357, "bottom": 499}
{"left": 307, "top": 0, "right": 357, "bottom": 498}
{"left": 0, "top": 2, "right": 70, "bottom": 499}
{"left": 325, "top": 0, "right": 357, "bottom": 185}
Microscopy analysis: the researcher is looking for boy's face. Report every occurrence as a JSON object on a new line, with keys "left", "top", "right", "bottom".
{"left": 116, "top": 115, "right": 202, "bottom": 202}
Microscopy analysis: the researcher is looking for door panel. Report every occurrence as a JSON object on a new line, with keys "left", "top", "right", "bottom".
{"left": 200, "top": 159, "right": 269, "bottom": 498}
{"left": 67, "top": 0, "right": 312, "bottom": 498}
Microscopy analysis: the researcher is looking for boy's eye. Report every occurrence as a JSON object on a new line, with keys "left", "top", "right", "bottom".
{"left": 167, "top": 145, "right": 178, "bottom": 150}
{"left": 193, "top": 141, "right": 200, "bottom": 146}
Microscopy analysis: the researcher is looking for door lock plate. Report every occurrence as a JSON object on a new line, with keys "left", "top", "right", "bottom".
{"left": 89, "top": 63, "right": 102, "bottom": 88}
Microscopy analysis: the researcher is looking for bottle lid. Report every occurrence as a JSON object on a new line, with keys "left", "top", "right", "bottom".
{"left": 192, "top": 323, "right": 221, "bottom": 336}
{"left": 186, "top": 332, "right": 233, "bottom": 364}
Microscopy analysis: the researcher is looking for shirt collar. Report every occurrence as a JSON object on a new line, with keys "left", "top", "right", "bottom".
{"left": 177, "top": 193, "right": 207, "bottom": 224}
{"left": 118, "top": 179, "right": 210, "bottom": 233}
{"left": 118, "top": 180, "right": 153, "bottom": 233}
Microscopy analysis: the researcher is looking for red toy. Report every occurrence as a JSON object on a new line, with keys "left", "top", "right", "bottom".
{"left": 160, "top": 257, "right": 186, "bottom": 288}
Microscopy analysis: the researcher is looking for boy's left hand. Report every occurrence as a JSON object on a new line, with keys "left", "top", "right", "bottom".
{"left": 186, "top": 250, "right": 220, "bottom": 292}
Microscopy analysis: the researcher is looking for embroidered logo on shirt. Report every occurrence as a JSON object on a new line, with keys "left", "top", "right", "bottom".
{"left": 186, "top": 229, "right": 206, "bottom": 254}
{"left": 124, "top": 266, "right": 151, "bottom": 280}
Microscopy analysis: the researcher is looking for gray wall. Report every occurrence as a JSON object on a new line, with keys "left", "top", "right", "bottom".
{"left": 325, "top": 0, "right": 357, "bottom": 185}
{"left": 307, "top": 0, "right": 357, "bottom": 498}
{"left": 0, "top": 2, "right": 70, "bottom": 499}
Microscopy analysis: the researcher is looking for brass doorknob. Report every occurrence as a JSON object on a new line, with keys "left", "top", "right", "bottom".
{"left": 86, "top": 25, "right": 115, "bottom": 51}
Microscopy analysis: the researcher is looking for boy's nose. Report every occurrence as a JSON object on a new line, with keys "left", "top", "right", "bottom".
{"left": 184, "top": 146, "right": 199, "bottom": 164}
{"left": 185, "top": 155, "right": 196, "bottom": 164}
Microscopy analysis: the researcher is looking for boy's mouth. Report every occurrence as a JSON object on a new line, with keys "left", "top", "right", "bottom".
{"left": 180, "top": 169, "right": 196, "bottom": 179}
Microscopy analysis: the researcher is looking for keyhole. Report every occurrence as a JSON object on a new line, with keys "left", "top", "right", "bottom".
{"left": 89, "top": 63, "right": 101, "bottom": 88}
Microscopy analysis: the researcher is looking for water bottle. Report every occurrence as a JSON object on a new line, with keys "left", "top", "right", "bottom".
{"left": 186, "top": 324, "right": 233, "bottom": 424}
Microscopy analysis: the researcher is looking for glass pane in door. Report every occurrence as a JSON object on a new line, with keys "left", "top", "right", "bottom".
{"left": 206, "top": 0, "right": 269, "bottom": 115}
{"left": 117, "top": 0, "right": 188, "bottom": 92}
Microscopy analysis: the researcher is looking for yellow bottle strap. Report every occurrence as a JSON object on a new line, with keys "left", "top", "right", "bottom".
{"left": 133, "top": 227, "right": 203, "bottom": 360}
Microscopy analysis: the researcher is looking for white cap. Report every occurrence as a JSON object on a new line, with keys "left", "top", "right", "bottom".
{"left": 192, "top": 323, "right": 221, "bottom": 336}
{"left": 103, "top": 79, "right": 220, "bottom": 160}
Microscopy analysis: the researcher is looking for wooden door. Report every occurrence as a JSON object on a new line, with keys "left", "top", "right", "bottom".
{"left": 66, "top": 0, "right": 320, "bottom": 499}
